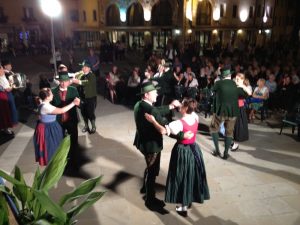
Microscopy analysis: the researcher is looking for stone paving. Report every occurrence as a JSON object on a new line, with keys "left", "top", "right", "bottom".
{"left": 1, "top": 52, "right": 300, "bottom": 225}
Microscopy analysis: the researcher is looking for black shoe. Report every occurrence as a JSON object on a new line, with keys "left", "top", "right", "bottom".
{"left": 222, "top": 153, "right": 230, "bottom": 160}
{"left": 82, "top": 126, "right": 89, "bottom": 133}
{"left": 211, "top": 151, "right": 220, "bottom": 157}
{"left": 145, "top": 197, "right": 165, "bottom": 207}
{"left": 176, "top": 206, "right": 188, "bottom": 217}
{"left": 90, "top": 127, "right": 96, "bottom": 134}
{"left": 140, "top": 186, "right": 146, "bottom": 194}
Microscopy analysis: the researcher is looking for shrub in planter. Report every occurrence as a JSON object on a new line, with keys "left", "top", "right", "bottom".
{"left": 0, "top": 136, "right": 105, "bottom": 225}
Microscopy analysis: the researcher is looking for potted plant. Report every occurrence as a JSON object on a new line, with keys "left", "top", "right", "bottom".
{"left": 0, "top": 136, "right": 105, "bottom": 225}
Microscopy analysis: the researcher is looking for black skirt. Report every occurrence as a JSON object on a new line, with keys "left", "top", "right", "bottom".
{"left": 234, "top": 107, "right": 249, "bottom": 142}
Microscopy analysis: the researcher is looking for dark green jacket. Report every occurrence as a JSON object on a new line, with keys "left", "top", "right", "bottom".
{"left": 213, "top": 79, "right": 247, "bottom": 117}
{"left": 51, "top": 86, "right": 80, "bottom": 123}
{"left": 151, "top": 69, "right": 176, "bottom": 97}
{"left": 80, "top": 72, "right": 97, "bottom": 98}
{"left": 133, "top": 100, "right": 170, "bottom": 154}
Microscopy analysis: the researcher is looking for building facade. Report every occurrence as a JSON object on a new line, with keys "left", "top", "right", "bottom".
{"left": 0, "top": 0, "right": 299, "bottom": 54}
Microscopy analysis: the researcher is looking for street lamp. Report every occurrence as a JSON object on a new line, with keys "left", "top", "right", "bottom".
{"left": 40, "top": 0, "right": 62, "bottom": 77}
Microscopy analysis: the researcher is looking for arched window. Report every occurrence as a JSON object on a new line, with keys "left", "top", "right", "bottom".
{"left": 152, "top": 0, "right": 172, "bottom": 26}
{"left": 196, "top": 0, "right": 212, "bottom": 25}
{"left": 106, "top": 4, "right": 120, "bottom": 26}
{"left": 127, "top": 2, "right": 144, "bottom": 26}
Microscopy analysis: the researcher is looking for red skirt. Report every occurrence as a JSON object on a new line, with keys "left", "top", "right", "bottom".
{"left": 0, "top": 91, "right": 13, "bottom": 130}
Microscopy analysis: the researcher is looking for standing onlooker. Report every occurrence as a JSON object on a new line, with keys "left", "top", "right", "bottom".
{"left": 0, "top": 64, "right": 14, "bottom": 135}
{"left": 86, "top": 48, "right": 100, "bottom": 77}
{"left": 34, "top": 88, "right": 80, "bottom": 166}
{"left": 51, "top": 72, "right": 80, "bottom": 169}
{"left": 145, "top": 98, "right": 210, "bottom": 217}
{"left": 107, "top": 65, "right": 120, "bottom": 104}
{"left": 133, "top": 82, "right": 181, "bottom": 208}
{"left": 210, "top": 68, "right": 247, "bottom": 159}
{"left": 73, "top": 62, "right": 97, "bottom": 134}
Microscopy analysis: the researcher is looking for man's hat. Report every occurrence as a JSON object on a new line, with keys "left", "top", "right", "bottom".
{"left": 139, "top": 82, "right": 160, "bottom": 95}
{"left": 79, "top": 60, "right": 91, "bottom": 68}
{"left": 220, "top": 66, "right": 233, "bottom": 78}
{"left": 58, "top": 71, "right": 70, "bottom": 81}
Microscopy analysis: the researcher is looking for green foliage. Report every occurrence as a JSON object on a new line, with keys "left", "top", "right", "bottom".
{"left": 0, "top": 136, "right": 105, "bottom": 225}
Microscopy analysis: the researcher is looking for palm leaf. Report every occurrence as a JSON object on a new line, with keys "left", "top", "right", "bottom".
{"left": 13, "top": 166, "right": 29, "bottom": 210}
{"left": 38, "top": 136, "right": 70, "bottom": 191}
{"left": 33, "top": 190, "right": 66, "bottom": 223}
{"left": 59, "top": 176, "right": 102, "bottom": 206}
{"left": 67, "top": 191, "right": 105, "bottom": 219}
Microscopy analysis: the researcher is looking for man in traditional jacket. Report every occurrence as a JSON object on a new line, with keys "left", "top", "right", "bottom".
{"left": 52, "top": 72, "right": 80, "bottom": 167}
{"left": 210, "top": 68, "right": 247, "bottom": 159}
{"left": 133, "top": 82, "right": 181, "bottom": 208}
{"left": 73, "top": 61, "right": 97, "bottom": 134}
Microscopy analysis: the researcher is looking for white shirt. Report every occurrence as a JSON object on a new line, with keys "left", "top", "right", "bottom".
{"left": 0, "top": 75, "right": 10, "bottom": 89}
{"left": 166, "top": 112, "right": 199, "bottom": 135}
{"left": 40, "top": 102, "right": 56, "bottom": 115}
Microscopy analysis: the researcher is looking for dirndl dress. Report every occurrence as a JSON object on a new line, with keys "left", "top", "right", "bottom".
{"left": 165, "top": 119, "right": 210, "bottom": 206}
{"left": 33, "top": 106, "right": 63, "bottom": 166}
{"left": 233, "top": 101, "right": 249, "bottom": 142}
{"left": 0, "top": 90, "right": 13, "bottom": 129}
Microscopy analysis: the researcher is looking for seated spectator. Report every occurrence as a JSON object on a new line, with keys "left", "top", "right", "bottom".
{"left": 184, "top": 71, "right": 198, "bottom": 99}
{"left": 106, "top": 65, "right": 120, "bottom": 104}
{"left": 126, "top": 68, "right": 140, "bottom": 105}
{"left": 173, "top": 66, "right": 185, "bottom": 100}
{"left": 265, "top": 73, "right": 277, "bottom": 110}
{"left": 278, "top": 75, "right": 297, "bottom": 112}
{"left": 248, "top": 78, "right": 269, "bottom": 122}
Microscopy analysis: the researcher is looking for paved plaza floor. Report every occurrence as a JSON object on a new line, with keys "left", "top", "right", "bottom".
{"left": 1, "top": 52, "right": 300, "bottom": 225}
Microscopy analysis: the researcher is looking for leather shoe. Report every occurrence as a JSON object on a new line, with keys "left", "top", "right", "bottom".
{"left": 140, "top": 186, "right": 146, "bottom": 194}
{"left": 211, "top": 151, "right": 220, "bottom": 157}
{"left": 82, "top": 126, "right": 89, "bottom": 133}
{"left": 222, "top": 153, "right": 230, "bottom": 160}
{"left": 90, "top": 127, "right": 96, "bottom": 134}
{"left": 176, "top": 206, "right": 188, "bottom": 217}
{"left": 145, "top": 197, "right": 165, "bottom": 207}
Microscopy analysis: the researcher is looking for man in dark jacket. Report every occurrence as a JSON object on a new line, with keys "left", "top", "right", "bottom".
{"left": 210, "top": 68, "right": 247, "bottom": 159}
{"left": 52, "top": 72, "right": 80, "bottom": 167}
{"left": 133, "top": 82, "right": 181, "bottom": 208}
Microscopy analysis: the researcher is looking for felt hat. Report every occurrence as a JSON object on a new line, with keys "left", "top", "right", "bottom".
{"left": 220, "top": 67, "right": 233, "bottom": 78}
{"left": 58, "top": 71, "right": 70, "bottom": 81}
{"left": 139, "top": 82, "right": 160, "bottom": 95}
{"left": 79, "top": 60, "right": 91, "bottom": 68}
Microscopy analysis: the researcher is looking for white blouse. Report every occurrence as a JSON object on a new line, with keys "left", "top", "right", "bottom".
{"left": 40, "top": 102, "right": 56, "bottom": 115}
{"left": 0, "top": 76, "right": 10, "bottom": 89}
{"left": 166, "top": 112, "right": 199, "bottom": 135}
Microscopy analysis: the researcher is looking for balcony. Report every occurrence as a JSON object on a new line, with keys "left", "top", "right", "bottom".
{"left": 22, "top": 17, "right": 37, "bottom": 23}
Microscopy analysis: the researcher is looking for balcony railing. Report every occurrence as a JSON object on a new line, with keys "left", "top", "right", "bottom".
{"left": 22, "top": 17, "right": 37, "bottom": 22}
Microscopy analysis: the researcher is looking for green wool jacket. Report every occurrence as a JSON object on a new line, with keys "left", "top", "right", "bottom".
{"left": 80, "top": 72, "right": 97, "bottom": 98}
{"left": 51, "top": 85, "right": 80, "bottom": 123}
{"left": 212, "top": 79, "right": 247, "bottom": 117}
{"left": 133, "top": 100, "right": 171, "bottom": 154}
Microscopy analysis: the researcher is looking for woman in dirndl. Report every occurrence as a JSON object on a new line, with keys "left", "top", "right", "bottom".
{"left": 231, "top": 74, "right": 253, "bottom": 150}
{"left": 34, "top": 88, "right": 80, "bottom": 166}
{"left": 0, "top": 64, "right": 14, "bottom": 135}
{"left": 145, "top": 98, "right": 210, "bottom": 217}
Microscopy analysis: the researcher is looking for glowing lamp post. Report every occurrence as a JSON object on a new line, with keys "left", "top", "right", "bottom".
{"left": 41, "top": 0, "right": 62, "bottom": 77}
